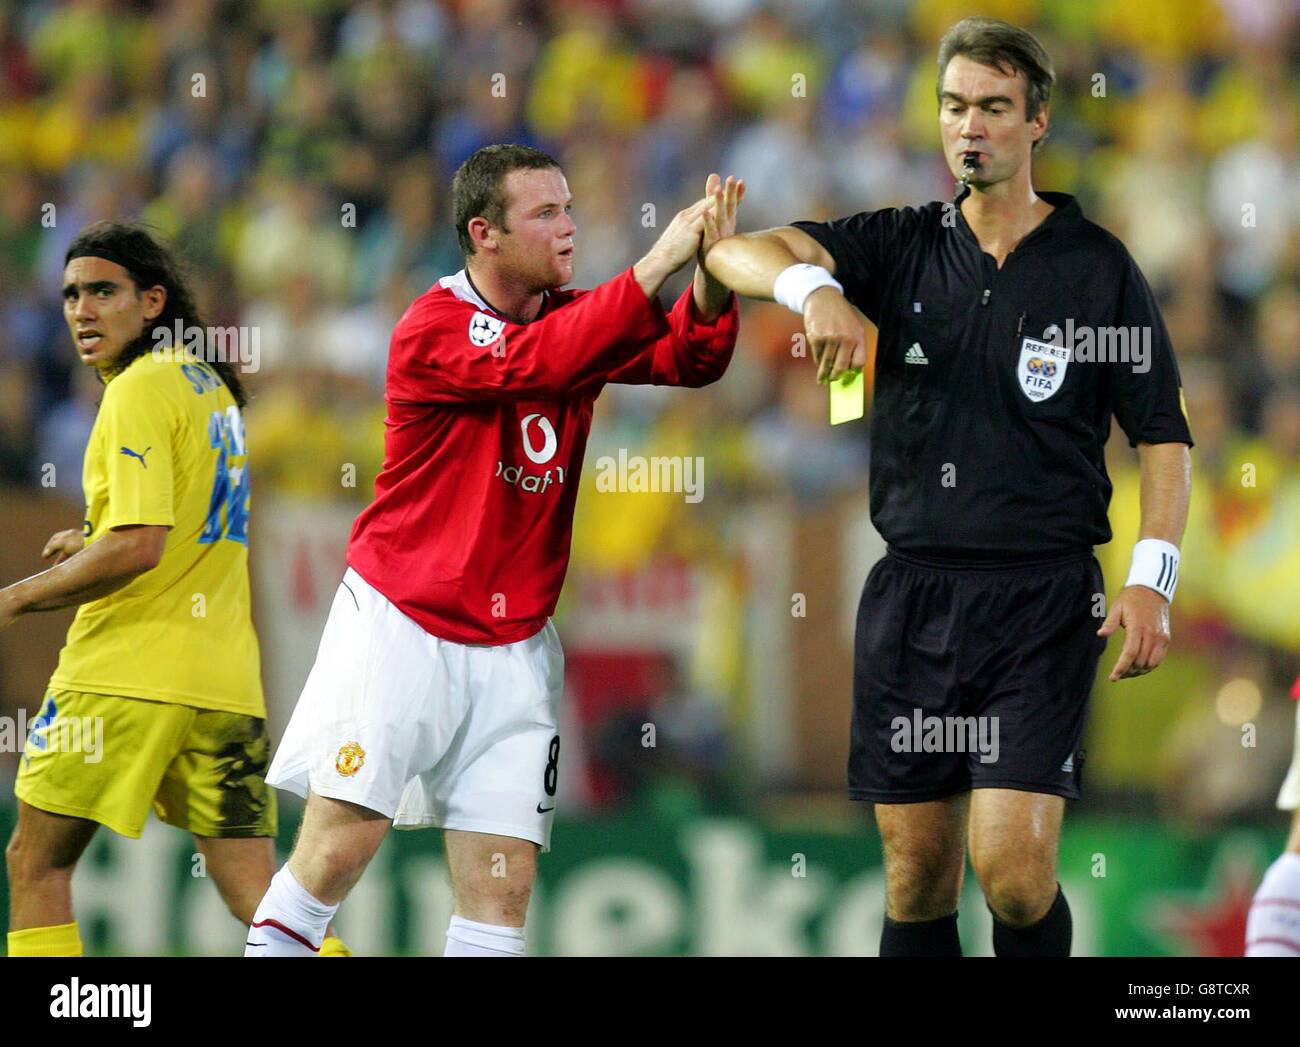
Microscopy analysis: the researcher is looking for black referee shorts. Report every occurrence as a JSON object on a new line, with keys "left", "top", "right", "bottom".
{"left": 849, "top": 548, "right": 1107, "bottom": 804}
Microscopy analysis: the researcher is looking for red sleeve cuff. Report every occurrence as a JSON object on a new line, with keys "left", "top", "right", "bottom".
{"left": 614, "top": 265, "right": 673, "bottom": 338}
{"left": 682, "top": 286, "right": 738, "bottom": 329}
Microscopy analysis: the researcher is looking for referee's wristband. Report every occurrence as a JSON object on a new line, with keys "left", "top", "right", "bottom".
{"left": 1124, "top": 539, "right": 1180, "bottom": 602}
{"left": 773, "top": 263, "right": 842, "bottom": 315}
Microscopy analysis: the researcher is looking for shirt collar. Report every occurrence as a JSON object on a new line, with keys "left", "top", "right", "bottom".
{"left": 952, "top": 188, "right": 1081, "bottom": 252}
{"left": 439, "top": 268, "right": 550, "bottom": 324}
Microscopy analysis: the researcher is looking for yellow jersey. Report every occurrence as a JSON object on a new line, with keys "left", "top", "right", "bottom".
{"left": 49, "top": 351, "right": 264, "bottom": 716}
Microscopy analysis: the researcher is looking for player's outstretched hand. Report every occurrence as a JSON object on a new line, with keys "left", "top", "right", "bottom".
{"left": 1097, "top": 584, "right": 1171, "bottom": 681}
{"left": 42, "top": 528, "right": 85, "bottom": 566}
{"left": 805, "top": 287, "right": 870, "bottom": 383}
{"left": 655, "top": 197, "right": 714, "bottom": 272}
{"left": 634, "top": 196, "right": 715, "bottom": 300}
{"left": 699, "top": 173, "right": 745, "bottom": 264}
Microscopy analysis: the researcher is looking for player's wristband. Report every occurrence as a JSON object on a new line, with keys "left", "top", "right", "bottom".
{"left": 1124, "top": 539, "right": 1180, "bottom": 602}
{"left": 773, "top": 264, "right": 842, "bottom": 315}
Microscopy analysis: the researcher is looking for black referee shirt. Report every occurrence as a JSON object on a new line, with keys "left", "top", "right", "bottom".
{"left": 794, "top": 190, "right": 1193, "bottom": 561}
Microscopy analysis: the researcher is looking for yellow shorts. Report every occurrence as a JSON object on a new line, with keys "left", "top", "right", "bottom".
{"left": 15, "top": 689, "right": 277, "bottom": 839}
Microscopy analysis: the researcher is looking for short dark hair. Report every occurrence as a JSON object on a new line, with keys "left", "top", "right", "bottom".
{"left": 452, "top": 144, "right": 562, "bottom": 256}
{"left": 64, "top": 221, "right": 246, "bottom": 407}
{"left": 936, "top": 17, "right": 1055, "bottom": 152}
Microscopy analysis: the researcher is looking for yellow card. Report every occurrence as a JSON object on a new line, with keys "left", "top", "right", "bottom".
{"left": 829, "top": 369, "right": 865, "bottom": 425}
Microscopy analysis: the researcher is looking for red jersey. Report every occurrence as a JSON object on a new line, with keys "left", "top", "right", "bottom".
{"left": 346, "top": 266, "right": 739, "bottom": 645}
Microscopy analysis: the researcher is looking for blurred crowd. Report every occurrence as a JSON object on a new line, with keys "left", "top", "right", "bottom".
{"left": 1, "top": 0, "right": 1298, "bottom": 818}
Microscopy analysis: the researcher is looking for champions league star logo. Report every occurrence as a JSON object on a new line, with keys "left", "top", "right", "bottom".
{"left": 468, "top": 311, "right": 506, "bottom": 348}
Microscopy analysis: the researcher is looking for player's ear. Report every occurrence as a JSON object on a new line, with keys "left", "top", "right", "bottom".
{"left": 468, "top": 216, "right": 496, "bottom": 253}
{"left": 1030, "top": 102, "right": 1049, "bottom": 145}
{"left": 141, "top": 285, "right": 167, "bottom": 323}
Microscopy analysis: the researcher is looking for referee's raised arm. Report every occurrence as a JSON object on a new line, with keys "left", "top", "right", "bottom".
{"left": 703, "top": 225, "right": 834, "bottom": 295}
{"left": 704, "top": 227, "right": 871, "bottom": 383}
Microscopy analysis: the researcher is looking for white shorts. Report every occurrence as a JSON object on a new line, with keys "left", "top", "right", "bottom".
{"left": 267, "top": 568, "right": 565, "bottom": 850}
{"left": 1279, "top": 702, "right": 1300, "bottom": 812}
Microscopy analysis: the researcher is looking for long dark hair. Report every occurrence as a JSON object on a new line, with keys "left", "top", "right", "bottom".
{"left": 64, "top": 221, "right": 247, "bottom": 407}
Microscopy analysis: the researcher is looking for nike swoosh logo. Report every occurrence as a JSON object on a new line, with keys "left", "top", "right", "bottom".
{"left": 244, "top": 941, "right": 265, "bottom": 948}
{"left": 536, "top": 803, "right": 555, "bottom": 813}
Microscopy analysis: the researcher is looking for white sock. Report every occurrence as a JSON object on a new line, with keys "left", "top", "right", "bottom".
{"left": 245, "top": 864, "right": 339, "bottom": 957}
{"left": 1246, "top": 851, "right": 1300, "bottom": 956}
{"left": 443, "top": 915, "right": 526, "bottom": 957}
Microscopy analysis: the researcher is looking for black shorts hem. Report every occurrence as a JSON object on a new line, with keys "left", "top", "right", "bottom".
{"left": 848, "top": 785, "right": 970, "bottom": 804}
{"left": 970, "top": 779, "right": 1081, "bottom": 801}
{"left": 848, "top": 780, "right": 1080, "bottom": 804}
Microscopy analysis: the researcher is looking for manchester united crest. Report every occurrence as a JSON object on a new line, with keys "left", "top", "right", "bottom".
{"left": 335, "top": 741, "right": 365, "bottom": 777}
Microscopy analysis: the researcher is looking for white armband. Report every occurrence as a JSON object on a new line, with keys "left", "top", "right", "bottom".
{"left": 1124, "top": 538, "right": 1180, "bottom": 602}
{"left": 773, "top": 263, "right": 842, "bottom": 315}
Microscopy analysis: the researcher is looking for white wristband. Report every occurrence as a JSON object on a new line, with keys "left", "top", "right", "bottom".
{"left": 1124, "top": 539, "right": 1180, "bottom": 602}
{"left": 773, "top": 263, "right": 842, "bottom": 315}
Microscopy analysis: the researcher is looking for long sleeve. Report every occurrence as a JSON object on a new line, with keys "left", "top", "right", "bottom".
{"left": 390, "top": 267, "right": 668, "bottom": 403}
{"left": 604, "top": 281, "right": 740, "bottom": 387}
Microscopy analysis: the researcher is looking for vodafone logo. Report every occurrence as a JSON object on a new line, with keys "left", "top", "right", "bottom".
{"left": 497, "top": 413, "right": 564, "bottom": 494}
{"left": 521, "top": 413, "right": 558, "bottom": 464}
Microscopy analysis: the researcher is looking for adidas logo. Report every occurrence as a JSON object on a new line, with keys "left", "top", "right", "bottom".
{"left": 1061, "top": 754, "right": 1074, "bottom": 773}
{"left": 904, "top": 342, "right": 929, "bottom": 365}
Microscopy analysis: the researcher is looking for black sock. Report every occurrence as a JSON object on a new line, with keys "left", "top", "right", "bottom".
{"left": 991, "top": 884, "right": 1072, "bottom": 957}
{"left": 880, "top": 912, "right": 962, "bottom": 957}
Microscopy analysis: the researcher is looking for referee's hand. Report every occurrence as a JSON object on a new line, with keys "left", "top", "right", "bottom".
{"left": 805, "top": 288, "right": 869, "bottom": 383}
{"left": 1097, "top": 585, "right": 1171, "bottom": 681}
